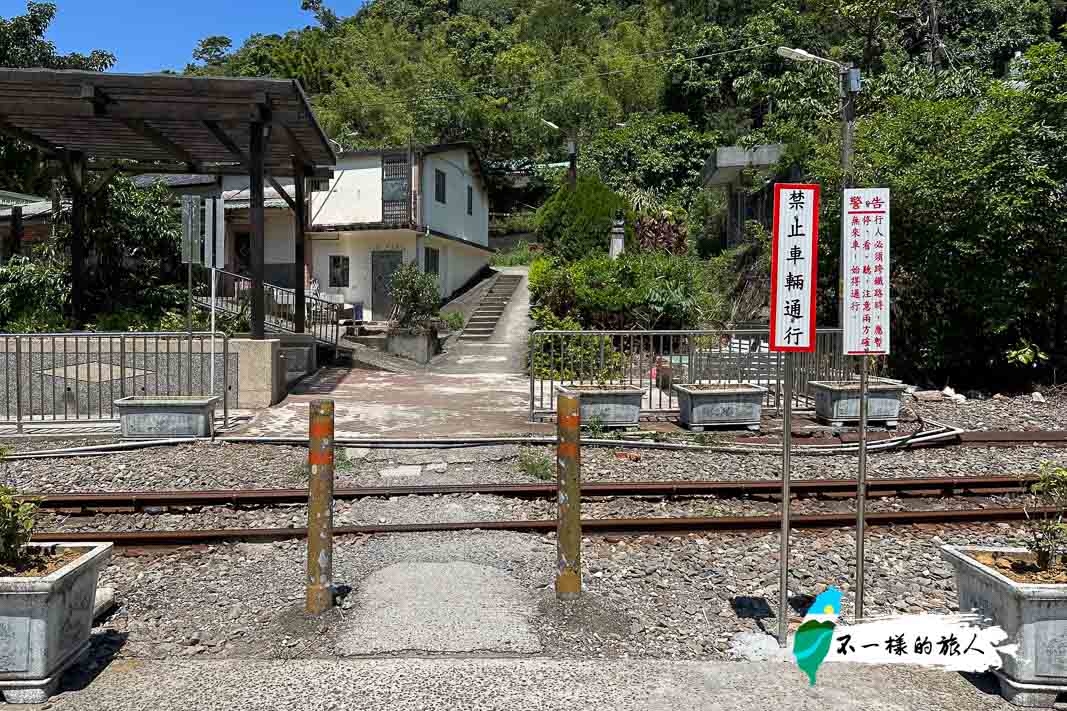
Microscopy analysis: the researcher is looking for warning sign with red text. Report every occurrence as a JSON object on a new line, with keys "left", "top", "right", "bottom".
{"left": 842, "top": 188, "right": 890, "bottom": 355}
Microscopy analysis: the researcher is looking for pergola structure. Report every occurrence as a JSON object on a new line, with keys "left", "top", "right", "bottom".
{"left": 0, "top": 68, "right": 336, "bottom": 338}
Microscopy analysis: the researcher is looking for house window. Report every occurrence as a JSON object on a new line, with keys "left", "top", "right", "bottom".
{"left": 424, "top": 247, "right": 440, "bottom": 276}
{"left": 434, "top": 169, "right": 446, "bottom": 204}
{"left": 329, "top": 255, "right": 350, "bottom": 288}
{"left": 467, "top": 186, "right": 473, "bottom": 216}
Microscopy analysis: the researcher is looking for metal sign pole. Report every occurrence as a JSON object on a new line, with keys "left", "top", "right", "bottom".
{"left": 779, "top": 351, "right": 794, "bottom": 647}
{"left": 855, "top": 354, "right": 869, "bottom": 621}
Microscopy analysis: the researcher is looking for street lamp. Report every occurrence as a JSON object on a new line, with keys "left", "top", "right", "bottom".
{"left": 541, "top": 119, "right": 577, "bottom": 189}
{"left": 777, "top": 46, "right": 862, "bottom": 327}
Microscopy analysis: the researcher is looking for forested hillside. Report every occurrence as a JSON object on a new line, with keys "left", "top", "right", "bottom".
{"left": 1, "top": 0, "right": 1065, "bottom": 384}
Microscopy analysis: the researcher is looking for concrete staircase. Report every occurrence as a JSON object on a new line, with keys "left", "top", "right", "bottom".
{"left": 280, "top": 344, "right": 315, "bottom": 387}
{"left": 460, "top": 274, "right": 524, "bottom": 342}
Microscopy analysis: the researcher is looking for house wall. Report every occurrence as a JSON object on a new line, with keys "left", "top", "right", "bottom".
{"left": 308, "top": 230, "right": 417, "bottom": 320}
{"left": 424, "top": 235, "right": 490, "bottom": 299}
{"left": 421, "top": 149, "right": 488, "bottom": 247}
{"left": 310, "top": 155, "right": 383, "bottom": 227}
{"left": 225, "top": 209, "right": 297, "bottom": 287}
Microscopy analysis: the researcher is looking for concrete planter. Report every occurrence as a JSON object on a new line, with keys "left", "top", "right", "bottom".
{"left": 114, "top": 395, "right": 219, "bottom": 439}
{"left": 673, "top": 383, "right": 767, "bottom": 432}
{"left": 387, "top": 328, "right": 441, "bottom": 365}
{"left": 0, "top": 542, "right": 113, "bottom": 703}
{"left": 809, "top": 380, "right": 907, "bottom": 428}
{"left": 560, "top": 385, "right": 643, "bottom": 429}
{"left": 942, "top": 545, "right": 1067, "bottom": 707}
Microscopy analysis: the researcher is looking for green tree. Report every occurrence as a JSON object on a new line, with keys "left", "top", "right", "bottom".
{"left": 0, "top": 2, "right": 115, "bottom": 195}
{"left": 534, "top": 174, "right": 630, "bottom": 261}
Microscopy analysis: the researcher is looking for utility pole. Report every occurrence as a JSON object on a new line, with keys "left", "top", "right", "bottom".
{"left": 838, "top": 63, "right": 860, "bottom": 328}
{"left": 566, "top": 137, "right": 577, "bottom": 189}
{"left": 777, "top": 48, "right": 861, "bottom": 328}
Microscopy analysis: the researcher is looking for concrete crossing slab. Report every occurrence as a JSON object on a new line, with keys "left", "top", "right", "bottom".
{"left": 335, "top": 562, "right": 542, "bottom": 655}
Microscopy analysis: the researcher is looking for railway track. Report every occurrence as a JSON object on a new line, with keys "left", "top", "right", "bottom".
{"left": 23, "top": 474, "right": 1038, "bottom": 511}
{"left": 30, "top": 504, "right": 1062, "bottom": 547}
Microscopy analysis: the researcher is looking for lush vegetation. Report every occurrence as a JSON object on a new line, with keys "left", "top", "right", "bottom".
{"left": 1026, "top": 463, "right": 1067, "bottom": 571}
{"left": 530, "top": 253, "right": 717, "bottom": 331}
{"left": 2, "top": 0, "right": 1066, "bottom": 384}
{"left": 388, "top": 261, "right": 441, "bottom": 328}
{"left": 534, "top": 175, "right": 631, "bottom": 261}
{"left": 490, "top": 239, "right": 538, "bottom": 266}
{"left": 0, "top": 451, "right": 37, "bottom": 570}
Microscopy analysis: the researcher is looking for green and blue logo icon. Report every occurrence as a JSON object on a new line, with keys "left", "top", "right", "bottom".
{"left": 792, "top": 586, "right": 842, "bottom": 686}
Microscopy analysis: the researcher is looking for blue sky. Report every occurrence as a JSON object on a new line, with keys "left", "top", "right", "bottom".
{"left": 21, "top": 1, "right": 364, "bottom": 73}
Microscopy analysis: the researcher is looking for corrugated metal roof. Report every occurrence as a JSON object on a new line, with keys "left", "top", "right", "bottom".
{"left": 0, "top": 189, "right": 46, "bottom": 206}
{"left": 132, "top": 174, "right": 216, "bottom": 189}
{"left": 0, "top": 200, "right": 53, "bottom": 222}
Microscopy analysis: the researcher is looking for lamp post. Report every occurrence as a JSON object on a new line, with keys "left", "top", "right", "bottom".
{"left": 542, "top": 119, "right": 577, "bottom": 189}
{"left": 776, "top": 47, "right": 861, "bottom": 328}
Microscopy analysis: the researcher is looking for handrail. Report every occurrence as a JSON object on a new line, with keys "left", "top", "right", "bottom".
{"left": 198, "top": 268, "right": 342, "bottom": 345}
{"left": 212, "top": 268, "right": 340, "bottom": 311}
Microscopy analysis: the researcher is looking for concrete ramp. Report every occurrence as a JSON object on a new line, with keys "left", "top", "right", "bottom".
{"left": 336, "top": 562, "right": 542, "bottom": 655}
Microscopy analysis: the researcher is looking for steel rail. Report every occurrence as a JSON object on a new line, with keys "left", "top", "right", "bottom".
{"left": 24, "top": 475, "right": 1037, "bottom": 510}
{"left": 30, "top": 505, "right": 1064, "bottom": 546}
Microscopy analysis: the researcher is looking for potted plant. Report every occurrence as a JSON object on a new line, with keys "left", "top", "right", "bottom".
{"left": 386, "top": 262, "right": 442, "bottom": 364}
{"left": 809, "top": 377, "right": 908, "bottom": 428}
{"left": 0, "top": 484, "right": 113, "bottom": 703}
{"left": 942, "top": 463, "right": 1067, "bottom": 707}
{"left": 672, "top": 382, "right": 768, "bottom": 431}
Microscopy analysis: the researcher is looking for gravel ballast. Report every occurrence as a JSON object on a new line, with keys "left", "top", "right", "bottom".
{"left": 4, "top": 441, "right": 1066, "bottom": 493}
{"left": 86, "top": 522, "right": 1028, "bottom": 664}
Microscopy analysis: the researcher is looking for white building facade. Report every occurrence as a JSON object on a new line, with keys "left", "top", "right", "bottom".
{"left": 219, "top": 143, "right": 492, "bottom": 321}
{"left": 308, "top": 144, "right": 491, "bottom": 320}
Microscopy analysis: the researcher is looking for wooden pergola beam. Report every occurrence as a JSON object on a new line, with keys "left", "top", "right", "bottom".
{"left": 0, "top": 116, "right": 61, "bottom": 154}
{"left": 204, "top": 119, "right": 298, "bottom": 212}
{"left": 118, "top": 118, "right": 201, "bottom": 172}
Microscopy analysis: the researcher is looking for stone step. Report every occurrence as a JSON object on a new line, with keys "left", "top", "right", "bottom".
{"left": 473, "top": 310, "right": 505, "bottom": 317}
{"left": 468, "top": 317, "right": 499, "bottom": 325}
{"left": 279, "top": 345, "right": 313, "bottom": 374}
{"left": 459, "top": 334, "right": 492, "bottom": 341}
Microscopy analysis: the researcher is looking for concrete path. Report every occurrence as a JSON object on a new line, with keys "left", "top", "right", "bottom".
{"left": 434, "top": 266, "right": 531, "bottom": 375}
{"left": 336, "top": 562, "right": 541, "bottom": 655}
{"left": 41, "top": 658, "right": 1015, "bottom": 711}
{"left": 245, "top": 267, "right": 545, "bottom": 438}
{"left": 243, "top": 367, "right": 551, "bottom": 438}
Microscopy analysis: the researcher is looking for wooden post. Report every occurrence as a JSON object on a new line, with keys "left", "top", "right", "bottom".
{"left": 6, "top": 205, "right": 23, "bottom": 261}
{"left": 68, "top": 153, "right": 87, "bottom": 327}
{"left": 555, "top": 394, "right": 582, "bottom": 600}
{"left": 306, "top": 399, "right": 335, "bottom": 614}
{"left": 293, "top": 160, "right": 307, "bottom": 334}
{"left": 249, "top": 121, "right": 266, "bottom": 340}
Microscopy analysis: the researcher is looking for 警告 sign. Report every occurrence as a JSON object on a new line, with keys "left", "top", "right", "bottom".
{"left": 842, "top": 188, "right": 890, "bottom": 355}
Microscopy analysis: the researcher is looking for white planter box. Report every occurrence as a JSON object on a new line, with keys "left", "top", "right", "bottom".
{"left": 942, "top": 545, "right": 1067, "bottom": 707}
{"left": 0, "top": 542, "right": 113, "bottom": 703}
{"left": 559, "top": 385, "right": 643, "bottom": 429}
{"left": 672, "top": 383, "right": 767, "bottom": 431}
{"left": 810, "top": 380, "right": 907, "bottom": 428}
{"left": 114, "top": 395, "right": 219, "bottom": 439}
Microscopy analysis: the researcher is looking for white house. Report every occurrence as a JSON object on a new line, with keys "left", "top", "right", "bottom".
{"left": 307, "top": 144, "right": 491, "bottom": 320}
{"left": 144, "top": 142, "right": 492, "bottom": 322}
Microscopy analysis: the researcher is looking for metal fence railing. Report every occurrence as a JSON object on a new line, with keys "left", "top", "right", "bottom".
{"left": 195, "top": 269, "right": 343, "bottom": 346}
{"left": 0, "top": 331, "right": 234, "bottom": 431}
{"left": 528, "top": 328, "right": 850, "bottom": 420}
